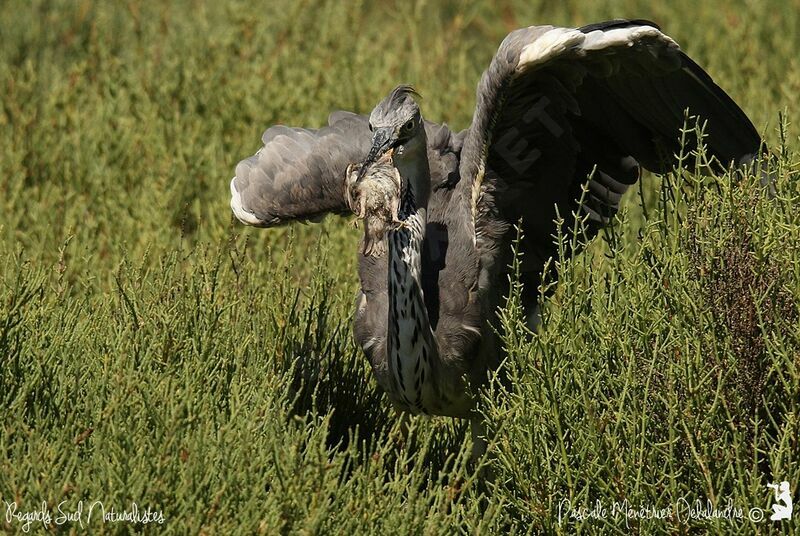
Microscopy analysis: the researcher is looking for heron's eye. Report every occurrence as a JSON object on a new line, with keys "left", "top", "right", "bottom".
{"left": 368, "top": 123, "right": 373, "bottom": 132}
{"left": 402, "top": 119, "right": 415, "bottom": 134}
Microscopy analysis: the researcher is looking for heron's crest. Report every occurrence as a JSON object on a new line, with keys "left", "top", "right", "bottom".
{"left": 388, "top": 84, "right": 421, "bottom": 103}
{"left": 369, "top": 85, "right": 422, "bottom": 129}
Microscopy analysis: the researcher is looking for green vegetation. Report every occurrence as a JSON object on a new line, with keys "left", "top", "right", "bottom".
{"left": 1, "top": 1, "right": 798, "bottom": 533}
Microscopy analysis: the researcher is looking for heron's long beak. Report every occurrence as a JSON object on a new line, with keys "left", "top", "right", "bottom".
{"left": 357, "top": 127, "right": 394, "bottom": 182}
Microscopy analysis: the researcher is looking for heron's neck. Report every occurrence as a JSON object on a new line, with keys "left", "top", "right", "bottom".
{"left": 386, "top": 165, "right": 438, "bottom": 414}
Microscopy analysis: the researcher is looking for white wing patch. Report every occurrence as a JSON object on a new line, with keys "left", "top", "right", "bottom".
{"left": 581, "top": 26, "right": 677, "bottom": 51}
{"left": 518, "top": 24, "right": 679, "bottom": 71}
{"left": 518, "top": 28, "right": 585, "bottom": 68}
{"left": 230, "top": 177, "right": 265, "bottom": 226}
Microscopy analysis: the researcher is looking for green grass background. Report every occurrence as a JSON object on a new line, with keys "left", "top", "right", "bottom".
{"left": 1, "top": 0, "right": 799, "bottom": 533}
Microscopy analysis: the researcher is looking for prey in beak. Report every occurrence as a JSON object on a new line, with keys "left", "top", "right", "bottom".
{"left": 356, "top": 127, "right": 397, "bottom": 183}
{"left": 345, "top": 146, "right": 402, "bottom": 257}
{"left": 346, "top": 84, "right": 424, "bottom": 255}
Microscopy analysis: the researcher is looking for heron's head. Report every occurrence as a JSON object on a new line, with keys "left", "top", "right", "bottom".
{"left": 358, "top": 85, "right": 426, "bottom": 184}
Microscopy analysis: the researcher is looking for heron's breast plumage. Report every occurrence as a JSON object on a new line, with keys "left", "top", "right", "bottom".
{"left": 386, "top": 224, "right": 434, "bottom": 414}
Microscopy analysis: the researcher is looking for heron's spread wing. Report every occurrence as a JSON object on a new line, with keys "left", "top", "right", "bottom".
{"left": 459, "top": 19, "right": 762, "bottom": 294}
{"left": 231, "top": 111, "right": 372, "bottom": 227}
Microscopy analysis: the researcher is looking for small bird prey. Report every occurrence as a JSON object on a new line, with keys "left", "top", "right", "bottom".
{"left": 345, "top": 148, "right": 402, "bottom": 257}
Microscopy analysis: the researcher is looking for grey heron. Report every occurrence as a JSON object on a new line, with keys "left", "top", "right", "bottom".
{"left": 230, "top": 20, "right": 763, "bottom": 453}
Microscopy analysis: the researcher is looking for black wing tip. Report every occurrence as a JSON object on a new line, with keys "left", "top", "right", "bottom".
{"left": 678, "top": 54, "right": 763, "bottom": 151}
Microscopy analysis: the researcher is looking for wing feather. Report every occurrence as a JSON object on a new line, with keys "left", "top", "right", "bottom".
{"left": 457, "top": 18, "right": 763, "bottom": 309}
{"left": 230, "top": 112, "right": 372, "bottom": 227}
